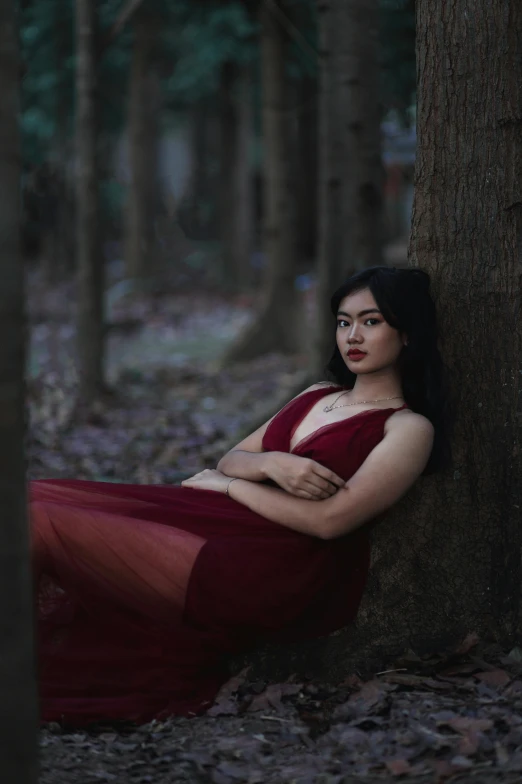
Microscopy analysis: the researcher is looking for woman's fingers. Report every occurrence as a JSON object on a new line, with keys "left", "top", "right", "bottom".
{"left": 312, "top": 464, "right": 345, "bottom": 489}
{"left": 302, "top": 481, "right": 332, "bottom": 499}
{"left": 305, "top": 476, "right": 340, "bottom": 496}
{"left": 284, "top": 478, "right": 336, "bottom": 499}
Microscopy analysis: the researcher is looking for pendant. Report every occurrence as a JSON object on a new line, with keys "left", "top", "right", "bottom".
{"left": 323, "top": 405, "right": 332, "bottom": 412}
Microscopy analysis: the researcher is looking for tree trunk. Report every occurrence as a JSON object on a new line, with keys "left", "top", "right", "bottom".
{"left": 0, "top": 2, "right": 38, "bottom": 779}
{"left": 219, "top": 61, "right": 238, "bottom": 288}
{"left": 233, "top": 65, "right": 255, "bottom": 291}
{"left": 179, "top": 101, "right": 211, "bottom": 239}
{"left": 221, "top": 0, "right": 300, "bottom": 364}
{"left": 219, "top": 62, "right": 254, "bottom": 293}
{"left": 232, "top": 0, "right": 522, "bottom": 684}
{"left": 314, "top": 0, "right": 383, "bottom": 374}
{"left": 124, "top": 11, "right": 163, "bottom": 282}
{"left": 76, "top": 0, "right": 105, "bottom": 406}
{"left": 295, "top": 76, "right": 318, "bottom": 264}
{"left": 394, "top": 0, "right": 522, "bottom": 646}
{"left": 44, "top": 5, "right": 75, "bottom": 284}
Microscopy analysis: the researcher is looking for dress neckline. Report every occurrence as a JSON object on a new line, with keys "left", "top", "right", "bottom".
{"left": 289, "top": 386, "right": 409, "bottom": 454}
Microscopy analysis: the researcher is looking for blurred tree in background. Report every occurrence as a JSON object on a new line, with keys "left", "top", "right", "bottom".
{"left": 314, "top": 0, "right": 383, "bottom": 374}
{"left": 18, "top": 0, "right": 416, "bottom": 404}
{"left": 75, "top": 0, "right": 104, "bottom": 408}
{"left": 0, "top": 0, "right": 38, "bottom": 778}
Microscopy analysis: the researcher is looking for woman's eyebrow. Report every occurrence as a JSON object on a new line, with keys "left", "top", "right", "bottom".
{"left": 337, "top": 308, "right": 382, "bottom": 318}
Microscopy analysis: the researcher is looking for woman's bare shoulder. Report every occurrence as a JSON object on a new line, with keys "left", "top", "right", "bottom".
{"left": 385, "top": 408, "right": 434, "bottom": 438}
{"left": 299, "top": 381, "right": 339, "bottom": 396}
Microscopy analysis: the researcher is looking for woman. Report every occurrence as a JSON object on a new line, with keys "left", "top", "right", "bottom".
{"left": 33, "top": 266, "right": 449, "bottom": 726}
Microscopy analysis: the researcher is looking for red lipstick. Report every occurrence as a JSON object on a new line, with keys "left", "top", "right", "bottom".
{"left": 347, "top": 350, "right": 367, "bottom": 361}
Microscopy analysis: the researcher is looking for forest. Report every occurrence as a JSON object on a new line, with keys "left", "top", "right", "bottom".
{"left": 1, "top": 0, "right": 522, "bottom": 781}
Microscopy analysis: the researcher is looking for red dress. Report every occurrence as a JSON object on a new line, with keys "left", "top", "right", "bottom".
{"left": 33, "top": 386, "right": 406, "bottom": 726}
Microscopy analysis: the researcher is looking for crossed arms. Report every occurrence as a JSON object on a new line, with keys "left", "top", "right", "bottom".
{"left": 216, "top": 408, "right": 434, "bottom": 540}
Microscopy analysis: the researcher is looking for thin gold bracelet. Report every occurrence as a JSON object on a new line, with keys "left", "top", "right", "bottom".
{"left": 226, "top": 478, "right": 238, "bottom": 496}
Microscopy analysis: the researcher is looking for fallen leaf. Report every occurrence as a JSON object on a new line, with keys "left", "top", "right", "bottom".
{"left": 220, "top": 667, "right": 251, "bottom": 697}
{"left": 247, "top": 682, "right": 302, "bottom": 712}
{"left": 454, "top": 632, "right": 480, "bottom": 654}
{"left": 457, "top": 730, "right": 481, "bottom": 756}
{"left": 348, "top": 679, "right": 388, "bottom": 706}
{"left": 437, "top": 716, "right": 493, "bottom": 754}
{"left": 474, "top": 669, "right": 511, "bottom": 689}
{"left": 504, "top": 679, "right": 522, "bottom": 697}
{"left": 340, "top": 673, "right": 364, "bottom": 689}
{"left": 385, "top": 758, "right": 411, "bottom": 776}
{"left": 495, "top": 741, "right": 510, "bottom": 766}
{"left": 442, "top": 717, "right": 493, "bottom": 733}
{"left": 206, "top": 699, "right": 240, "bottom": 717}
{"left": 450, "top": 754, "right": 473, "bottom": 768}
{"left": 411, "top": 722, "right": 454, "bottom": 750}
{"left": 382, "top": 673, "right": 453, "bottom": 692}
{"left": 437, "top": 662, "right": 480, "bottom": 677}
{"left": 430, "top": 759, "right": 459, "bottom": 780}
{"left": 390, "top": 649, "right": 423, "bottom": 668}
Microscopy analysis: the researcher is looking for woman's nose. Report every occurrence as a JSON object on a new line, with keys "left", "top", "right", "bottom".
{"left": 347, "top": 325, "right": 362, "bottom": 342}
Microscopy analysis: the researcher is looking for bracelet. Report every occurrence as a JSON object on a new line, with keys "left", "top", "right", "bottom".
{"left": 226, "top": 478, "right": 238, "bottom": 496}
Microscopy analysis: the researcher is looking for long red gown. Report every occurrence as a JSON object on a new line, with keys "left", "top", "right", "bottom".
{"left": 33, "top": 386, "right": 407, "bottom": 726}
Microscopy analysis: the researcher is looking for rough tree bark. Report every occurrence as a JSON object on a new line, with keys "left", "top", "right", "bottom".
{"left": 233, "top": 0, "right": 522, "bottom": 682}
{"left": 314, "top": 0, "right": 383, "bottom": 374}
{"left": 124, "top": 9, "right": 163, "bottom": 282}
{"left": 0, "top": 1, "right": 38, "bottom": 779}
{"left": 76, "top": 0, "right": 105, "bottom": 405}
{"left": 221, "top": 0, "right": 301, "bottom": 363}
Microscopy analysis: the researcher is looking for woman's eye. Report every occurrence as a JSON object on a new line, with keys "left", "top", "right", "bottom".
{"left": 337, "top": 318, "right": 380, "bottom": 328}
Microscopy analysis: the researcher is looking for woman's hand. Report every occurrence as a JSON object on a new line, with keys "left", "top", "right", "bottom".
{"left": 264, "top": 452, "right": 345, "bottom": 500}
{"left": 181, "top": 469, "right": 232, "bottom": 494}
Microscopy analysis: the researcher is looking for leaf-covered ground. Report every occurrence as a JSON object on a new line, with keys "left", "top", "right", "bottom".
{"left": 27, "top": 273, "right": 308, "bottom": 485}
{"left": 30, "top": 275, "right": 522, "bottom": 783}
{"left": 39, "top": 636, "right": 522, "bottom": 783}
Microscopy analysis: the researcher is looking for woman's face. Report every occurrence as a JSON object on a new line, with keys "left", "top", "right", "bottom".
{"left": 336, "top": 288, "right": 406, "bottom": 374}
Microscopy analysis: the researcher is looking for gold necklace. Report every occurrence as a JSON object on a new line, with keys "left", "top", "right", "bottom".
{"left": 323, "top": 391, "right": 403, "bottom": 413}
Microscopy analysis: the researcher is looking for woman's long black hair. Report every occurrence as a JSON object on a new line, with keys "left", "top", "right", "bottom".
{"left": 325, "top": 266, "right": 452, "bottom": 474}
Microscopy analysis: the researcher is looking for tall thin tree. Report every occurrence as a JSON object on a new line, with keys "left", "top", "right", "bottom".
{"left": 219, "top": 62, "right": 254, "bottom": 292}
{"left": 314, "top": 0, "right": 383, "bottom": 373}
{"left": 76, "top": 0, "right": 105, "bottom": 407}
{"left": 124, "top": 5, "right": 164, "bottom": 282}
{"left": 222, "top": 0, "right": 300, "bottom": 363}
{"left": 0, "top": 0, "right": 38, "bottom": 778}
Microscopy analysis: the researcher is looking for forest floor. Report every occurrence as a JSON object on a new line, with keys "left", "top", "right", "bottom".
{"left": 30, "top": 273, "right": 522, "bottom": 783}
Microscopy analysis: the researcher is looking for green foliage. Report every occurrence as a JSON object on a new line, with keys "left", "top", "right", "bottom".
{"left": 19, "top": 0, "right": 415, "bottom": 167}
{"left": 20, "top": 0, "right": 134, "bottom": 164}
{"left": 21, "top": 0, "right": 75, "bottom": 163}
{"left": 285, "top": 0, "right": 318, "bottom": 80}
{"left": 163, "top": 2, "right": 258, "bottom": 105}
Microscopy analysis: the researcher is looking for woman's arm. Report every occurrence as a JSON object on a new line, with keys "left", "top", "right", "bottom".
{"left": 216, "top": 383, "right": 327, "bottom": 481}
{"left": 216, "top": 383, "right": 344, "bottom": 499}
{"left": 226, "top": 412, "right": 434, "bottom": 539}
